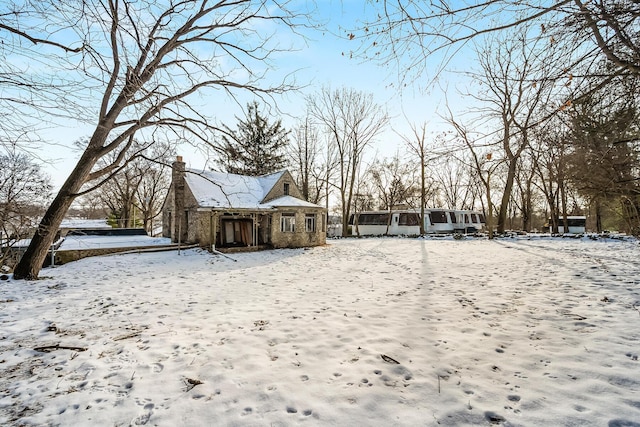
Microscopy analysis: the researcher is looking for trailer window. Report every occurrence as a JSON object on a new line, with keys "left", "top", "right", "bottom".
{"left": 566, "top": 217, "right": 586, "bottom": 227}
{"left": 429, "top": 211, "right": 448, "bottom": 224}
{"left": 357, "top": 213, "right": 389, "bottom": 225}
{"left": 399, "top": 213, "right": 419, "bottom": 226}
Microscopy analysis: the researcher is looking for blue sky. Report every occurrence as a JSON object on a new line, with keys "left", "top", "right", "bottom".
{"left": 34, "top": 1, "right": 473, "bottom": 189}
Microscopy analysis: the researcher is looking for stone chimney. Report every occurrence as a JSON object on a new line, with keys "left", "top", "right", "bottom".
{"left": 171, "top": 156, "right": 186, "bottom": 243}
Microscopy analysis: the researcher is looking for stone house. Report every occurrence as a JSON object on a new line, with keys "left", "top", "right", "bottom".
{"left": 162, "top": 157, "right": 326, "bottom": 250}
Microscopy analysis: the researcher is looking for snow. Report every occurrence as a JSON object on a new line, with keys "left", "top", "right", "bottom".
{"left": 185, "top": 169, "right": 286, "bottom": 209}
{"left": 185, "top": 170, "right": 323, "bottom": 210}
{"left": 58, "top": 235, "right": 172, "bottom": 251}
{"left": 2, "top": 236, "right": 640, "bottom": 426}
{"left": 59, "top": 219, "right": 110, "bottom": 229}
{"left": 263, "top": 195, "right": 324, "bottom": 208}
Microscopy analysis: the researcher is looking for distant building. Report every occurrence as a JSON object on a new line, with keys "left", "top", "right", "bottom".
{"left": 162, "top": 157, "right": 326, "bottom": 250}
{"left": 546, "top": 216, "right": 587, "bottom": 234}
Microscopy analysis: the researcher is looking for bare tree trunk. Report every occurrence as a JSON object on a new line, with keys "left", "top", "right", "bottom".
{"left": 420, "top": 159, "right": 426, "bottom": 235}
{"left": 497, "top": 158, "right": 517, "bottom": 234}
{"left": 14, "top": 150, "right": 98, "bottom": 279}
{"left": 595, "top": 199, "right": 603, "bottom": 233}
{"left": 486, "top": 171, "right": 494, "bottom": 239}
{"left": 523, "top": 185, "right": 532, "bottom": 232}
{"left": 560, "top": 179, "right": 568, "bottom": 232}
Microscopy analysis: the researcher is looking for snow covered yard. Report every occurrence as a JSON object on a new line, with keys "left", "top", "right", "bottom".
{"left": 1, "top": 237, "right": 640, "bottom": 426}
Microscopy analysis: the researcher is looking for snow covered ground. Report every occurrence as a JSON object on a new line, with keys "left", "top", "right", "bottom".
{"left": 58, "top": 235, "right": 172, "bottom": 251}
{"left": 1, "top": 236, "right": 640, "bottom": 426}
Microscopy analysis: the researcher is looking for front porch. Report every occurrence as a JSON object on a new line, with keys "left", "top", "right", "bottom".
{"left": 210, "top": 211, "right": 272, "bottom": 249}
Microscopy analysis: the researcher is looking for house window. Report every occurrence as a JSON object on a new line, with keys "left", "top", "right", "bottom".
{"left": 281, "top": 213, "right": 295, "bottom": 232}
{"left": 305, "top": 214, "right": 316, "bottom": 232}
{"left": 284, "top": 183, "right": 290, "bottom": 195}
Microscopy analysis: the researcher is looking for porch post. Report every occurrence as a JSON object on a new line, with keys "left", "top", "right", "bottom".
{"left": 211, "top": 211, "right": 217, "bottom": 251}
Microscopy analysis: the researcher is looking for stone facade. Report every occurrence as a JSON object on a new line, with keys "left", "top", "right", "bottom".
{"left": 162, "top": 158, "right": 326, "bottom": 250}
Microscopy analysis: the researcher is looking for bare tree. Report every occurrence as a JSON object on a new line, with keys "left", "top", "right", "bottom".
{"left": 99, "top": 158, "right": 144, "bottom": 228}
{"left": 464, "top": 29, "right": 559, "bottom": 233}
{"left": 289, "top": 116, "right": 323, "bottom": 203}
{"left": 512, "top": 150, "right": 541, "bottom": 232}
{"left": 0, "top": 151, "right": 52, "bottom": 265}
{"left": 358, "top": 1, "right": 640, "bottom": 83}
{"left": 134, "top": 155, "right": 173, "bottom": 235}
{"left": 369, "top": 154, "right": 416, "bottom": 207}
{"left": 72, "top": 192, "right": 110, "bottom": 221}
{"left": 431, "top": 152, "right": 479, "bottom": 211}
{"left": 399, "top": 122, "right": 431, "bottom": 234}
{"left": 0, "top": 2, "right": 83, "bottom": 151}
{"left": 530, "top": 120, "right": 571, "bottom": 233}
{"left": 307, "top": 87, "right": 389, "bottom": 237}
{"left": 447, "top": 117, "right": 502, "bottom": 239}
{"left": 13, "top": 0, "right": 314, "bottom": 279}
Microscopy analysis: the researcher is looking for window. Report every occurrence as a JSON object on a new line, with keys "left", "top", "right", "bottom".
{"left": 398, "top": 213, "right": 420, "bottom": 226}
{"left": 284, "top": 183, "right": 290, "bottom": 195}
{"left": 305, "top": 214, "right": 316, "bottom": 232}
{"left": 566, "top": 217, "right": 587, "bottom": 227}
{"left": 281, "top": 213, "right": 295, "bottom": 232}
{"left": 429, "top": 210, "right": 449, "bottom": 224}
{"left": 356, "top": 213, "right": 389, "bottom": 225}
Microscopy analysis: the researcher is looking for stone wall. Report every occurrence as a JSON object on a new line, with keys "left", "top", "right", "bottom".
{"left": 270, "top": 210, "right": 326, "bottom": 248}
{"left": 163, "top": 157, "right": 201, "bottom": 245}
{"left": 262, "top": 171, "right": 303, "bottom": 202}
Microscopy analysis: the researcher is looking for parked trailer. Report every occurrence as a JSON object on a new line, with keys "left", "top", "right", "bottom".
{"left": 349, "top": 209, "right": 486, "bottom": 236}
{"left": 547, "top": 216, "right": 587, "bottom": 234}
{"left": 454, "top": 210, "right": 486, "bottom": 233}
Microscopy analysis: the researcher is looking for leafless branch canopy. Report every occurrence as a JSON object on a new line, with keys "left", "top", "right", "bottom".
{"left": 356, "top": 0, "right": 640, "bottom": 85}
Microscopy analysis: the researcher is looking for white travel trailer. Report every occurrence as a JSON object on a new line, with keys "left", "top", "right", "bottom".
{"left": 350, "top": 209, "right": 486, "bottom": 236}
{"left": 550, "top": 216, "right": 587, "bottom": 234}
{"left": 454, "top": 210, "right": 486, "bottom": 233}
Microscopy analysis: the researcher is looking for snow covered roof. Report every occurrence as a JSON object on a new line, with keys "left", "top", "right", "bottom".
{"left": 259, "top": 195, "right": 323, "bottom": 209}
{"left": 59, "top": 219, "right": 111, "bottom": 229}
{"left": 185, "top": 169, "right": 321, "bottom": 210}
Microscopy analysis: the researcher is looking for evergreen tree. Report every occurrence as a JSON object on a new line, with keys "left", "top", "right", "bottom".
{"left": 567, "top": 74, "right": 640, "bottom": 234}
{"left": 218, "top": 101, "right": 290, "bottom": 176}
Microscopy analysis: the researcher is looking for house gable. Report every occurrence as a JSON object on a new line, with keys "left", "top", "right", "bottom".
{"left": 261, "top": 170, "right": 303, "bottom": 203}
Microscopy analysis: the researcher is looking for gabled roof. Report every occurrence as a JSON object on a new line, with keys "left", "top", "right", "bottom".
{"left": 184, "top": 169, "right": 320, "bottom": 210}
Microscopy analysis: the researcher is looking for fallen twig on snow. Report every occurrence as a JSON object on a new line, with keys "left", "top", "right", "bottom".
{"left": 381, "top": 354, "right": 400, "bottom": 364}
{"left": 184, "top": 378, "right": 203, "bottom": 391}
{"left": 33, "top": 345, "right": 87, "bottom": 353}
{"left": 113, "top": 331, "right": 142, "bottom": 341}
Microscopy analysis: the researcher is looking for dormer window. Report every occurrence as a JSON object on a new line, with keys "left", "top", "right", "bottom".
{"left": 284, "top": 182, "right": 290, "bottom": 195}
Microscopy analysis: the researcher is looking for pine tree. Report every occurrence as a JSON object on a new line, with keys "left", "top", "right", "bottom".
{"left": 218, "top": 101, "right": 290, "bottom": 176}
